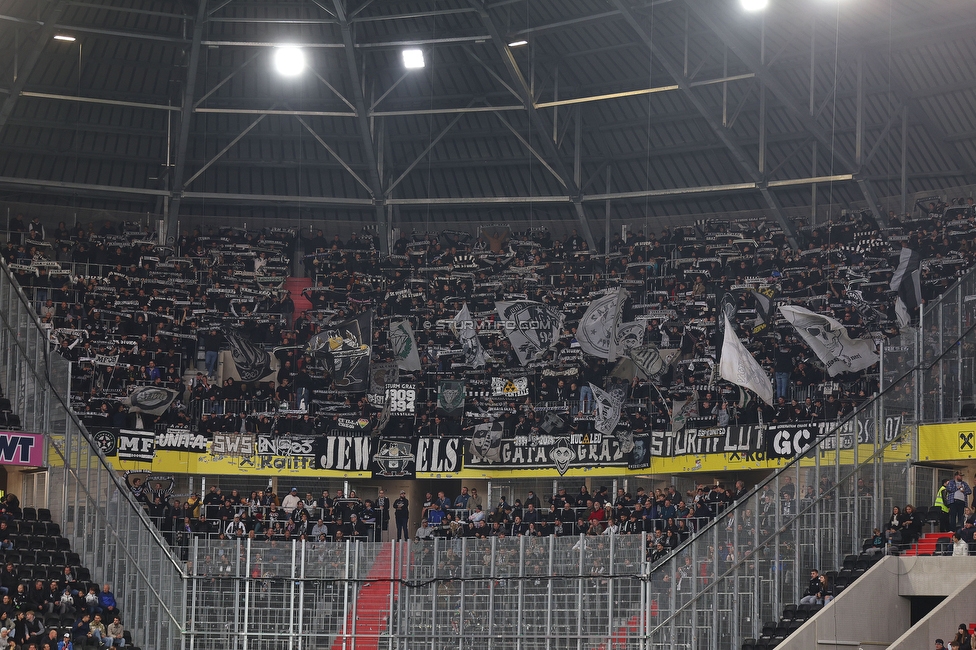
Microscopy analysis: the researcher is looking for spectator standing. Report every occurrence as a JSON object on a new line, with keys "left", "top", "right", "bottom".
{"left": 946, "top": 473, "right": 972, "bottom": 531}
{"left": 375, "top": 489, "right": 390, "bottom": 541}
{"left": 281, "top": 488, "right": 301, "bottom": 515}
{"left": 393, "top": 491, "right": 410, "bottom": 541}
{"left": 935, "top": 479, "right": 950, "bottom": 532}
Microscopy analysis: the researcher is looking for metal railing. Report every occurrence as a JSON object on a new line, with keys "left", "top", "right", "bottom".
{"left": 0, "top": 257, "right": 186, "bottom": 650}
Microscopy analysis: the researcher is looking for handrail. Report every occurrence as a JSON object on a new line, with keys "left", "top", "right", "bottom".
{"left": 0, "top": 256, "right": 190, "bottom": 589}
{"left": 643, "top": 317, "right": 974, "bottom": 640}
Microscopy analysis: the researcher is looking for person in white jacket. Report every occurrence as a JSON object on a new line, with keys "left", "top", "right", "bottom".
{"left": 952, "top": 533, "right": 969, "bottom": 556}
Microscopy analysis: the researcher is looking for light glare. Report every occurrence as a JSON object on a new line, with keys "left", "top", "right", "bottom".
{"left": 741, "top": 0, "right": 768, "bottom": 10}
{"left": 274, "top": 46, "right": 305, "bottom": 77}
{"left": 508, "top": 40, "right": 528, "bottom": 47}
{"left": 402, "top": 48, "right": 425, "bottom": 69}
{"left": 53, "top": 35, "right": 77, "bottom": 42}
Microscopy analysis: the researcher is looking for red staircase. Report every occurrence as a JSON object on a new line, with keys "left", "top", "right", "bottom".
{"left": 594, "top": 614, "right": 641, "bottom": 650}
{"left": 330, "top": 545, "right": 398, "bottom": 650}
{"left": 286, "top": 276, "right": 313, "bottom": 322}
{"left": 902, "top": 531, "right": 953, "bottom": 556}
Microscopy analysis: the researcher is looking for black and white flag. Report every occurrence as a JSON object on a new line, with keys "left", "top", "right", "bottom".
{"left": 494, "top": 301, "right": 564, "bottom": 365}
{"left": 779, "top": 305, "right": 879, "bottom": 377}
{"left": 452, "top": 303, "right": 486, "bottom": 368}
{"left": 124, "top": 386, "right": 179, "bottom": 415}
{"left": 590, "top": 383, "right": 625, "bottom": 434}
{"left": 117, "top": 429, "right": 156, "bottom": 462}
{"left": 491, "top": 377, "right": 529, "bottom": 397}
{"left": 469, "top": 421, "right": 504, "bottom": 462}
{"left": 628, "top": 344, "right": 680, "bottom": 380}
{"left": 671, "top": 392, "right": 699, "bottom": 434}
{"left": 718, "top": 314, "right": 774, "bottom": 406}
{"left": 389, "top": 319, "right": 422, "bottom": 371}
{"left": 889, "top": 246, "right": 922, "bottom": 328}
{"left": 316, "top": 311, "right": 372, "bottom": 390}
{"left": 224, "top": 330, "right": 277, "bottom": 383}
{"left": 577, "top": 288, "right": 627, "bottom": 360}
{"left": 750, "top": 287, "right": 778, "bottom": 335}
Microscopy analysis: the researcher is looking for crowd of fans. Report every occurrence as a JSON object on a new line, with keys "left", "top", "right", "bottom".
{"left": 4, "top": 196, "right": 974, "bottom": 443}
{"left": 0, "top": 493, "right": 127, "bottom": 650}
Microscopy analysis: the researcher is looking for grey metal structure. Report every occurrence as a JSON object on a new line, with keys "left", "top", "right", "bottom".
{"left": 0, "top": 0, "right": 974, "bottom": 244}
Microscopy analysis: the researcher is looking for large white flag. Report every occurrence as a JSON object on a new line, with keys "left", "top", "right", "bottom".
{"left": 578, "top": 288, "right": 628, "bottom": 360}
{"left": 590, "top": 383, "right": 625, "bottom": 434}
{"left": 495, "top": 301, "right": 564, "bottom": 365}
{"left": 718, "top": 315, "right": 773, "bottom": 406}
{"left": 389, "top": 319, "right": 422, "bottom": 371}
{"left": 779, "top": 305, "right": 879, "bottom": 377}
{"left": 451, "top": 303, "right": 486, "bottom": 368}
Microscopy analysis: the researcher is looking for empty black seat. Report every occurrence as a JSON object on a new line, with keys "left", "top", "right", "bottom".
{"left": 37, "top": 509, "right": 51, "bottom": 522}
{"left": 842, "top": 554, "right": 857, "bottom": 570}
{"left": 855, "top": 557, "right": 870, "bottom": 570}
{"left": 742, "top": 639, "right": 757, "bottom": 650}
{"left": 781, "top": 604, "right": 797, "bottom": 621}
{"left": 22, "top": 507, "right": 36, "bottom": 521}
{"left": 761, "top": 622, "right": 777, "bottom": 637}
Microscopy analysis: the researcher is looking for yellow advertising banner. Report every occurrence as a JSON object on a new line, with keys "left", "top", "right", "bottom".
{"left": 918, "top": 422, "right": 976, "bottom": 462}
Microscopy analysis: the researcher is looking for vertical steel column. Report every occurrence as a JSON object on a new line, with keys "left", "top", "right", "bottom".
{"left": 288, "top": 541, "right": 297, "bottom": 650}
{"left": 489, "top": 536, "right": 497, "bottom": 638}
{"left": 576, "top": 536, "right": 584, "bottom": 650}
{"left": 517, "top": 535, "right": 526, "bottom": 650}
{"left": 340, "top": 542, "right": 351, "bottom": 650}
{"left": 546, "top": 534, "right": 554, "bottom": 650}
{"left": 855, "top": 55, "right": 864, "bottom": 168}
{"left": 811, "top": 142, "right": 818, "bottom": 222}
{"left": 189, "top": 538, "right": 199, "bottom": 647}
{"left": 386, "top": 541, "right": 395, "bottom": 650}
{"left": 607, "top": 530, "right": 615, "bottom": 645}
{"left": 604, "top": 166, "right": 612, "bottom": 257}
{"left": 901, "top": 106, "right": 909, "bottom": 215}
{"left": 458, "top": 537, "right": 466, "bottom": 649}
{"left": 242, "top": 539, "right": 251, "bottom": 650}
{"left": 809, "top": 20, "right": 816, "bottom": 117}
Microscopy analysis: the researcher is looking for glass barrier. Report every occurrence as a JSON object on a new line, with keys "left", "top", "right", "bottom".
{"left": 0, "top": 259, "right": 186, "bottom": 650}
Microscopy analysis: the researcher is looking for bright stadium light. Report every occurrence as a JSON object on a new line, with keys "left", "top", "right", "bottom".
{"left": 508, "top": 39, "right": 528, "bottom": 47}
{"left": 53, "top": 35, "right": 77, "bottom": 42}
{"left": 741, "top": 0, "right": 768, "bottom": 10}
{"left": 274, "top": 46, "right": 305, "bottom": 77}
{"left": 402, "top": 48, "right": 425, "bottom": 69}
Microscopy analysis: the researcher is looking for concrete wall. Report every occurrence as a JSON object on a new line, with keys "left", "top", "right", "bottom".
{"left": 888, "top": 558, "right": 976, "bottom": 650}
{"left": 781, "top": 556, "right": 976, "bottom": 650}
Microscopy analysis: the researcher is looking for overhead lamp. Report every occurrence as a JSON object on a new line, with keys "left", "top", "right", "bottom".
{"left": 53, "top": 35, "right": 77, "bottom": 42}
{"left": 274, "top": 45, "right": 305, "bottom": 77}
{"left": 402, "top": 48, "right": 425, "bottom": 69}
{"left": 740, "top": 0, "right": 768, "bottom": 10}
{"left": 508, "top": 39, "right": 528, "bottom": 47}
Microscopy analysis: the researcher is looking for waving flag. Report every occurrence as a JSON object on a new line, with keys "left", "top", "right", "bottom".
{"left": 452, "top": 303, "right": 486, "bottom": 368}
{"left": 389, "top": 319, "right": 422, "bottom": 371}
{"left": 495, "top": 300, "right": 564, "bottom": 365}
{"left": 718, "top": 315, "right": 773, "bottom": 406}
{"left": 779, "top": 305, "right": 879, "bottom": 376}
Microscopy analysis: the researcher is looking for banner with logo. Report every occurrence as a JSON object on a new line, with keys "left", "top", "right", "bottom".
{"left": 465, "top": 431, "right": 628, "bottom": 476}
{"left": 155, "top": 427, "right": 208, "bottom": 452}
{"left": 437, "top": 380, "right": 465, "bottom": 419}
{"left": 385, "top": 383, "right": 417, "bottom": 416}
{"left": 117, "top": 429, "right": 156, "bottom": 462}
{"left": 312, "top": 435, "right": 372, "bottom": 472}
{"left": 491, "top": 377, "right": 529, "bottom": 398}
{"left": 211, "top": 433, "right": 255, "bottom": 457}
{"left": 0, "top": 432, "right": 45, "bottom": 467}
{"left": 256, "top": 434, "right": 317, "bottom": 458}
{"left": 371, "top": 438, "right": 416, "bottom": 478}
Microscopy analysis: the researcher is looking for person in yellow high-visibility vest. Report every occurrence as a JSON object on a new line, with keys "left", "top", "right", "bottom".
{"left": 934, "top": 478, "right": 950, "bottom": 533}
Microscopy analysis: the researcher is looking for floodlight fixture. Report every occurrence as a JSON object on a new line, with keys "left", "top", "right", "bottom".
{"left": 53, "top": 35, "right": 77, "bottom": 42}
{"left": 508, "top": 39, "right": 528, "bottom": 47}
{"left": 402, "top": 48, "right": 425, "bottom": 69}
{"left": 274, "top": 45, "right": 305, "bottom": 77}
{"left": 740, "top": 0, "right": 768, "bottom": 10}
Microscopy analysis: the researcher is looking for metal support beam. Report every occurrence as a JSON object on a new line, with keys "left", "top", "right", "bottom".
{"left": 297, "top": 116, "right": 372, "bottom": 195}
{"left": 901, "top": 105, "right": 909, "bottom": 215}
{"left": 334, "top": 0, "right": 388, "bottom": 252}
{"left": 684, "top": 0, "right": 887, "bottom": 229}
{"left": 183, "top": 111, "right": 269, "bottom": 188}
{"left": 166, "top": 0, "right": 208, "bottom": 243}
{"left": 611, "top": 0, "right": 800, "bottom": 249}
{"left": 0, "top": 0, "right": 71, "bottom": 135}
{"left": 385, "top": 102, "right": 473, "bottom": 197}
{"left": 470, "top": 0, "right": 597, "bottom": 249}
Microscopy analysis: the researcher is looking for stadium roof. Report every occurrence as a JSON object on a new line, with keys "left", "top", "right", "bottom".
{"left": 0, "top": 0, "right": 974, "bottom": 246}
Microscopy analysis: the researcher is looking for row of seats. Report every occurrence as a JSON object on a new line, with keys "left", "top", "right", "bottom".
{"left": 742, "top": 547, "right": 885, "bottom": 649}
{"left": 0, "top": 549, "right": 80, "bottom": 566}
{"left": 4, "top": 520, "right": 61, "bottom": 536}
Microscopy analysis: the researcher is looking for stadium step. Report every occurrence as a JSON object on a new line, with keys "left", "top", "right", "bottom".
{"left": 594, "top": 614, "right": 641, "bottom": 650}
{"left": 286, "top": 276, "right": 313, "bottom": 322}
{"left": 901, "top": 531, "right": 953, "bottom": 556}
{"left": 330, "top": 545, "right": 398, "bottom": 650}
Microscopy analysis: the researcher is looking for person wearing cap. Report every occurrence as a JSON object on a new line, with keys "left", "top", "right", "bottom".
{"left": 225, "top": 515, "right": 246, "bottom": 537}
{"left": 935, "top": 640, "right": 945, "bottom": 650}
{"left": 58, "top": 632, "right": 74, "bottom": 650}
{"left": 281, "top": 488, "right": 301, "bottom": 515}
{"left": 415, "top": 519, "right": 434, "bottom": 541}
{"left": 393, "top": 491, "right": 410, "bottom": 541}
